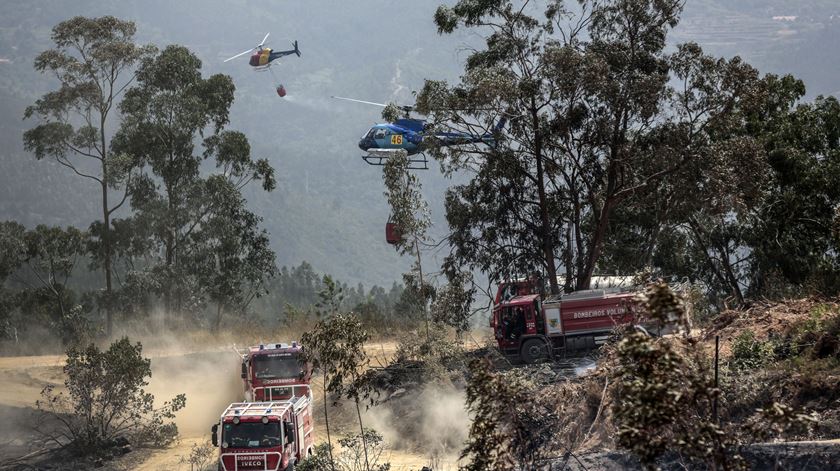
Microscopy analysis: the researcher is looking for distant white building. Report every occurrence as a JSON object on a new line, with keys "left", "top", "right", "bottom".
{"left": 772, "top": 16, "right": 797, "bottom": 22}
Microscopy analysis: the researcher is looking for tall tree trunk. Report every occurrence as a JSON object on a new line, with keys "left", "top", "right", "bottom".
{"left": 579, "top": 199, "right": 615, "bottom": 291}
{"left": 322, "top": 370, "right": 335, "bottom": 471}
{"left": 415, "top": 237, "right": 429, "bottom": 340}
{"left": 164, "top": 237, "right": 173, "bottom": 327}
{"left": 214, "top": 303, "right": 223, "bottom": 332}
{"left": 563, "top": 224, "right": 575, "bottom": 293}
{"left": 531, "top": 101, "right": 559, "bottom": 295}
{"left": 101, "top": 125, "right": 113, "bottom": 337}
{"left": 164, "top": 183, "right": 176, "bottom": 328}
{"left": 354, "top": 398, "right": 370, "bottom": 471}
{"left": 687, "top": 218, "right": 745, "bottom": 306}
{"left": 574, "top": 197, "right": 586, "bottom": 289}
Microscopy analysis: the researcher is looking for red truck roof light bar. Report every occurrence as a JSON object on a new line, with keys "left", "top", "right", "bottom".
{"left": 221, "top": 401, "right": 300, "bottom": 421}
{"left": 256, "top": 342, "right": 296, "bottom": 351}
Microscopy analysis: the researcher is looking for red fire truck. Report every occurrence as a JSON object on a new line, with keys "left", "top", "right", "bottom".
{"left": 238, "top": 343, "right": 312, "bottom": 402}
{"left": 211, "top": 399, "right": 315, "bottom": 471}
{"left": 491, "top": 284, "right": 640, "bottom": 363}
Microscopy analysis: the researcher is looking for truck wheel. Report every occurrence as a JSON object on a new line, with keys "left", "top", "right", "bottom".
{"left": 521, "top": 338, "right": 549, "bottom": 364}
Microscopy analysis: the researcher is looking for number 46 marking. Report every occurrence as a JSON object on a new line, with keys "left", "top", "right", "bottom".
{"left": 390, "top": 135, "right": 403, "bottom": 145}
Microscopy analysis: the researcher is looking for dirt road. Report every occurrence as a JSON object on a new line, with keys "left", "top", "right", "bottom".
{"left": 0, "top": 342, "right": 455, "bottom": 471}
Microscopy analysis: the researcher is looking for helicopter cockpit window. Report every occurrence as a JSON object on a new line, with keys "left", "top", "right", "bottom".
{"left": 373, "top": 128, "right": 387, "bottom": 140}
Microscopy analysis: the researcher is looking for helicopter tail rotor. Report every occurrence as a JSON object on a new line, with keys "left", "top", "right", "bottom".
{"left": 293, "top": 40, "right": 301, "bottom": 57}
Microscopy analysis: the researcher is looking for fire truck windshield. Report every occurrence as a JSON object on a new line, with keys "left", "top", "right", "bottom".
{"left": 222, "top": 422, "right": 281, "bottom": 448}
{"left": 252, "top": 354, "right": 303, "bottom": 379}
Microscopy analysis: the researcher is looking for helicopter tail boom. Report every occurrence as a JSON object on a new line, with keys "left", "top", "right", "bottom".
{"left": 472, "top": 116, "right": 508, "bottom": 147}
{"left": 435, "top": 116, "right": 506, "bottom": 146}
{"left": 494, "top": 116, "right": 508, "bottom": 132}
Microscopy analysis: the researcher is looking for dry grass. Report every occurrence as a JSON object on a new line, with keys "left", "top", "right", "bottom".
{"left": 703, "top": 297, "right": 840, "bottom": 357}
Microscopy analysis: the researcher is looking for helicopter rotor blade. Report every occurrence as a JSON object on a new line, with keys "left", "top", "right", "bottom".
{"left": 259, "top": 32, "right": 270, "bottom": 47}
{"left": 224, "top": 47, "right": 256, "bottom": 62}
{"left": 331, "top": 96, "right": 389, "bottom": 108}
{"left": 331, "top": 96, "right": 417, "bottom": 114}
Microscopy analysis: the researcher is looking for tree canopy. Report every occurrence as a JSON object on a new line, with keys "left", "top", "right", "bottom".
{"left": 23, "top": 16, "right": 154, "bottom": 335}
{"left": 418, "top": 0, "right": 808, "bottom": 304}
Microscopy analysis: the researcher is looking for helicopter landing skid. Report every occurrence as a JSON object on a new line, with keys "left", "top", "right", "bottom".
{"left": 362, "top": 154, "right": 429, "bottom": 170}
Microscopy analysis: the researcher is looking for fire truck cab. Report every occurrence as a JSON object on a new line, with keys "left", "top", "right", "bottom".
{"left": 492, "top": 288, "right": 638, "bottom": 363}
{"left": 212, "top": 399, "right": 314, "bottom": 471}
{"left": 239, "top": 343, "right": 312, "bottom": 402}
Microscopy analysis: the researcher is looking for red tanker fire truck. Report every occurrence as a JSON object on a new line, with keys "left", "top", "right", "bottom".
{"left": 238, "top": 342, "right": 312, "bottom": 402}
{"left": 491, "top": 279, "right": 640, "bottom": 363}
{"left": 211, "top": 399, "right": 314, "bottom": 471}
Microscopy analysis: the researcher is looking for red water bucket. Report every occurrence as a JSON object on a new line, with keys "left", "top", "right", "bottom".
{"left": 385, "top": 222, "right": 402, "bottom": 245}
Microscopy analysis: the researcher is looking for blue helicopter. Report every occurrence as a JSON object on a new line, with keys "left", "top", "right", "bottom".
{"left": 332, "top": 96, "right": 506, "bottom": 170}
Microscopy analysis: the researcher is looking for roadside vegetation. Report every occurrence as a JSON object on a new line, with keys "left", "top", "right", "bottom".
{"left": 438, "top": 286, "right": 838, "bottom": 470}
{"left": 15, "top": 337, "right": 186, "bottom": 469}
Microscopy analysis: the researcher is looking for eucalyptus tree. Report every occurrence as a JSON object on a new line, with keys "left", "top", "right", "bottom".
{"left": 748, "top": 93, "right": 840, "bottom": 296}
{"left": 21, "top": 225, "right": 87, "bottom": 319}
{"left": 420, "top": 0, "right": 764, "bottom": 292}
{"left": 192, "top": 175, "right": 277, "bottom": 331}
{"left": 382, "top": 151, "right": 434, "bottom": 334}
{"left": 23, "top": 16, "right": 153, "bottom": 335}
{"left": 0, "top": 221, "right": 26, "bottom": 338}
{"left": 112, "top": 45, "right": 275, "bottom": 324}
{"left": 0, "top": 222, "right": 94, "bottom": 343}
{"left": 301, "top": 310, "right": 374, "bottom": 471}
{"left": 16, "top": 225, "right": 93, "bottom": 344}
{"left": 601, "top": 73, "right": 840, "bottom": 305}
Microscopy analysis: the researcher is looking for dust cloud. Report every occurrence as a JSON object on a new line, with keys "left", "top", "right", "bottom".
{"left": 92, "top": 321, "right": 251, "bottom": 438}
{"left": 0, "top": 325, "right": 470, "bottom": 470}
{"left": 363, "top": 384, "right": 469, "bottom": 466}
{"left": 145, "top": 349, "right": 244, "bottom": 438}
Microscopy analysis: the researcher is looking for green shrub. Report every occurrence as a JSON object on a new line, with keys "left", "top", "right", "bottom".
{"left": 613, "top": 332, "right": 733, "bottom": 469}
{"left": 791, "top": 305, "right": 840, "bottom": 359}
{"left": 296, "top": 443, "right": 334, "bottom": 471}
{"left": 35, "top": 337, "right": 185, "bottom": 455}
{"left": 297, "top": 429, "right": 391, "bottom": 471}
{"left": 178, "top": 441, "right": 216, "bottom": 471}
{"left": 730, "top": 330, "right": 777, "bottom": 370}
{"left": 395, "top": 323, "right": 465, "bottom": 373}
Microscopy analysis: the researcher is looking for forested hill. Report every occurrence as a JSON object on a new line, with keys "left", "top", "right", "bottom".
{"left": 1, "top": 0, "right": 838, "bottom": 286}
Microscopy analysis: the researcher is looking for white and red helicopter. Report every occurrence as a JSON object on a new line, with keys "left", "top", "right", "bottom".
{"left": 224, "top": 33, "right": 301, "bottom": 97}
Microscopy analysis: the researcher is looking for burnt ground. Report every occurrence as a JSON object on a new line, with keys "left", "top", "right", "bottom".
{"left": 552, "top": 442, "right": 840, "bottom": 470}
{"left": 0, "top": 404, "right": 49, "bottom": 469}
